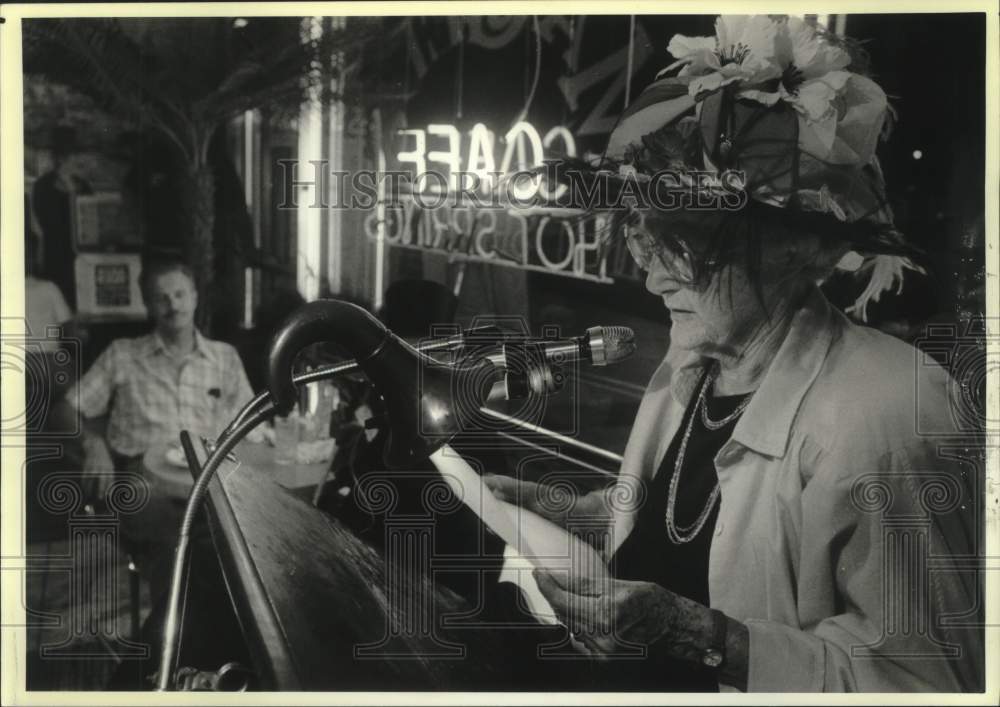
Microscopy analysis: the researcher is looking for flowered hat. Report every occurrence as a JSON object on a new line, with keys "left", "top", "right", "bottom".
{"left": 603, "top": 15, "right": 923, "bottom": 319}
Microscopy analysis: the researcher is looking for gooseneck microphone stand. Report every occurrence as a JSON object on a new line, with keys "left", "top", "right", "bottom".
{"left": 156, "top": 404, "right": 273, "bottom": 690}
{"left": 219, "top": 329, "right": 488, "bottom": 439}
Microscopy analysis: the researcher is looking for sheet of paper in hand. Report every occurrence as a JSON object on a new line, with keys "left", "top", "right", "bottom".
{"left": 429, "top": 446, "right": 608, "bottom": 626}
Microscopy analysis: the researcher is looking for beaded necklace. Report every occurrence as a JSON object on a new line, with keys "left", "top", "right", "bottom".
{"left": 664, "top": 365, "right": 754, "bottom": 544}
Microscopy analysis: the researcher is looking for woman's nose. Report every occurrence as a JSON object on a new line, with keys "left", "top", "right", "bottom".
{"left": 644, "top": 258, "right": 681, "bottom": 296}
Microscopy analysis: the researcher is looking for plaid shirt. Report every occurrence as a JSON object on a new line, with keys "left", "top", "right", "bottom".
{"left": 71, "top": 331, "right": 257, "bottom": 456}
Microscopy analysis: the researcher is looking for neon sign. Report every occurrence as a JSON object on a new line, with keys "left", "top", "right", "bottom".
{"left": 364, "top": 202, "right": 616, "bottom": 283}
{"left": 375, "top": 121, "right": 638, "bottom": 284}
{"left": 396, "top": 121, "right": 576, "bottom": 199}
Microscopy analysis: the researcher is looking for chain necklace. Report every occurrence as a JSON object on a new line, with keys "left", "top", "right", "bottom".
{"left": 700, "top": 378, "right": 754, "bottom": 430}
{"left": 665, "top": 365, "right": 754, "bottom": 544}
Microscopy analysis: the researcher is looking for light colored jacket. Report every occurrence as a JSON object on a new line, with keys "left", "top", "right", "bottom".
{"left": 611, "top": 287, "right": 983, "bottom": 691}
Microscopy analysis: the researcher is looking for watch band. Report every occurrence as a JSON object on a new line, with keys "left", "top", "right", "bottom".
{"left": 701, "top": 608, "right": 728, "bottom": 669}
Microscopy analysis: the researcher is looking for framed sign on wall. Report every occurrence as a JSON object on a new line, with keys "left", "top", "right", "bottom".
{"left": 74, "top": 252, "right": 147, "bottom": 320}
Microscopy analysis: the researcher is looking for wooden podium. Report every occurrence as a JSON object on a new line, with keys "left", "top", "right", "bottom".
{"left": 193, "top": 444, "right": 511, "bottom": 690}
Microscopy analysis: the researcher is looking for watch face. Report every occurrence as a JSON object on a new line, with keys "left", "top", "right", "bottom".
{"left": 702, "top": 648, "right": 724, "bottom": 668}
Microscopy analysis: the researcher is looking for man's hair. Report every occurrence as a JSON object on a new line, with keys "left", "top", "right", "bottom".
{"left": 139, "top": 258, "right": 196, "bottom": 301}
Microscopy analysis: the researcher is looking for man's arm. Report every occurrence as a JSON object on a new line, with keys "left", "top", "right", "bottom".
{"left": 66, "top": 341, "right": 119, "bottom": 500}
{"left": 79, "top": 415, "right": 116, "bottom": 501}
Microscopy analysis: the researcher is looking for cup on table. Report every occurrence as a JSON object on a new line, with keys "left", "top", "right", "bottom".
{"left": 300, "top": 381, "right": 337, "bottom": 443}
{"left": 272, "top": 413, "right": 300, "bottom": 465}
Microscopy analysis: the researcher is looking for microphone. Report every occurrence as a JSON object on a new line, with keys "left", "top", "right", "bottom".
{"left": 539, "top": 325, "right": 636, "bottom": 367}
{"left": 484, "top": 326, "right": 636, "bottom": 402}
{"left": 487, "top": 325, "right": 636, "bottom": 373}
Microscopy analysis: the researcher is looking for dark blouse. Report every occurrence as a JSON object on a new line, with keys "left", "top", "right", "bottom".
{"left": 599, "top": 366, "right": 749, "bottom": 691}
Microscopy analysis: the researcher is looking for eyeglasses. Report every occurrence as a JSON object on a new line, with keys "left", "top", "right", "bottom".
{"left": 623, "top": 213, "right": 717, "bottom": 285}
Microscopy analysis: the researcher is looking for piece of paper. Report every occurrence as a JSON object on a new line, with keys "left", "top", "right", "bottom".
{"left": 497, "top": 544, "right": 559, "bottom": 624}
{"left": 429, "top": 446, "right": 608, "bottom": 625}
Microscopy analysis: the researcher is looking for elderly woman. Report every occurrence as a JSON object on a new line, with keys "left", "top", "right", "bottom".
{"left": 486, "top": 16, "right": 982, "bottom": 692}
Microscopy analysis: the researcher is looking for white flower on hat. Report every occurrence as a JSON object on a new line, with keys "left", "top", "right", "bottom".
{"left": 664, "top": 15, "right": 781, "bottom": 97}
{"left": 739, "top": 17, "right": 852, "bottom": 156}
{"left": 665, "top": 15, "right": 890, "bottom": 166}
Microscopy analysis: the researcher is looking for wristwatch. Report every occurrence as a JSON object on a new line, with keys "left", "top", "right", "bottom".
{"left": 702, "top": 608, "right": 728, "bottom": 669}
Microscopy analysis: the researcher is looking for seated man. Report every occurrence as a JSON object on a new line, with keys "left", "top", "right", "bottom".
{"left": 69, "top": 257, "right": 260, "bottom": 603}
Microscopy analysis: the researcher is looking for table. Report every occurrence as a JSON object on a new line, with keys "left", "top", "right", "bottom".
{"left": 142, "top": 439, "right": 332, "bottom": 502}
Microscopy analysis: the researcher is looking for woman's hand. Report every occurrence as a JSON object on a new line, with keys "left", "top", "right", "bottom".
{"left": 482, "top": 474, "right": 611, "bottom": 530}
{"left": 532, "top": 569, "right": 674, "bottom": 653}
{"left": 533, "top": 568, "right": 749, "bottom": 690}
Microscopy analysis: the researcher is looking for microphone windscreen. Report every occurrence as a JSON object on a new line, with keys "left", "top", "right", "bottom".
{"left": 590, "top": 325, "right": 636, "bottom": 365}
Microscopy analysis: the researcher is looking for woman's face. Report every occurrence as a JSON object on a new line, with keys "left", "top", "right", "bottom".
{"left": 645, "top": 258, "right": 766, "bottom": 358}
{"left": 637, "top": 210, "right": 802, "bottom": 359}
